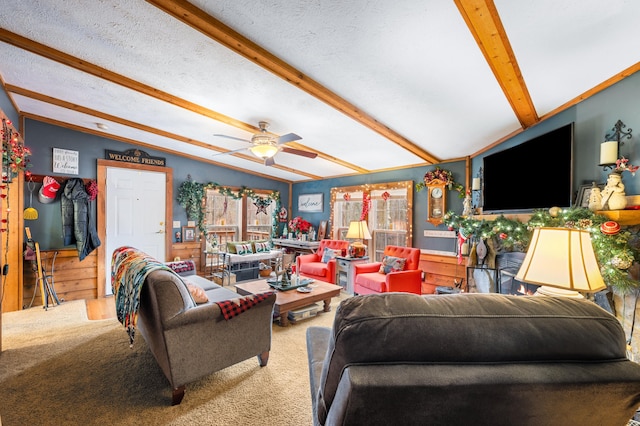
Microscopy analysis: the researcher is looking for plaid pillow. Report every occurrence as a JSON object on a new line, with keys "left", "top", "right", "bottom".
{"left": 379, "top": 256, "right": 406, "bottom": 274}
{"left": 165, "top": 260, "right": 196, "bottom": 275}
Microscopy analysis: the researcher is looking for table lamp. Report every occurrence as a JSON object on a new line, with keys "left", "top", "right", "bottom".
{"left": 346, "top": 220, "right": 371, "bottom": 258}
{"left": 515, "top": 227, "right": 606, "bottom": 298}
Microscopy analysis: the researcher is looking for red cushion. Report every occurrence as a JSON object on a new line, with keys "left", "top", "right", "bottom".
{"left": 354, "top": 272, "right": 387, "bottom": 293}
{"left": 299, "top": 261, "right": 328, "bottom": 278}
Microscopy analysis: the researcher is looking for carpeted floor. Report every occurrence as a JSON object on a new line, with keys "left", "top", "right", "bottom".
{"left": 0, "top": 295, "right": 346, "bottom": 425}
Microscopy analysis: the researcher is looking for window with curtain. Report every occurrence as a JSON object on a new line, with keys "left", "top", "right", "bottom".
{"left": 330, "top": 181, "right": 413, "bottom": 261}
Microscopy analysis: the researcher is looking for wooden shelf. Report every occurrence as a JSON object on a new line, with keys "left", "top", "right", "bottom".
{"left": 595, "top": 210, "right": 640, "bottom": 225}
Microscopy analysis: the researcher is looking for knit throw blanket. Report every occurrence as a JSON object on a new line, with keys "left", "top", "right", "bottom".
{"left": 215, "top": 292, "right": 275, "bottom": 320}
{"left": 111, "top": 246, "right": 172, "bottom": 346}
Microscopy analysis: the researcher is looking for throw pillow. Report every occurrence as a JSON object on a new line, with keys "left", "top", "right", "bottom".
{"left": 321, "top": 247, "right": 340, "bottom": 263}
{"left": 184, "top": 281, "right": 208, "bottom": 304}
{"left": 166, "top": 260, "right": 195, "bottom": 275}
{"left": 379, "top": 256, "right": 407, "bottom": 274}
{"left": 235, "top": 243, "right": 254, "bottom": 255}
{"left": 254, "top": 241, "right": 271, "bottom": 253}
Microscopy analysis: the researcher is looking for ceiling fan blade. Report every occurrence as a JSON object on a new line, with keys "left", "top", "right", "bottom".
{"left": 277, "top": 133, "right": 302, "bottom": 144}
{"left": 213, "top": 134, "right": 251, "bottom": 143}
{"left": 211, "top": 147, "right": 248, "bottom": 157}
{"left": 281, "top": 147, "right": 318, "bottom": 159}
{"left": 264, "top": 157, "right": 276, "bottom": 167}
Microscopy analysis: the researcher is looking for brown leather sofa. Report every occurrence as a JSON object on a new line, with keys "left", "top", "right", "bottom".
{"left": 136, "top": 261, "right": 276, "bottom": 405}
{"left": 306, "top": 293, "right": 640, "bottom": 425}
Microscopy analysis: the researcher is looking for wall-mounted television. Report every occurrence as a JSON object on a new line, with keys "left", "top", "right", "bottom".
{"left": 482, "top": 122, "right": 574, "bottom": 214}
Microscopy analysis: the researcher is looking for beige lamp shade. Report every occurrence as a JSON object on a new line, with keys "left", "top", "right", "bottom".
{"left": 345, "top": 220, "right": 371, "bottom": 258}
{"left": 516, "top": 227, "right": 606, "bottom": 294}
{"left": 345, "top": 220, "right": 371, "bottom": 240}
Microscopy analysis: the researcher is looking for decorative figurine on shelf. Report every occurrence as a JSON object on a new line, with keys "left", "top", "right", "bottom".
{"left": 462, "top": 190, "right": 473, "bottom": 217}
{"left": 588, "top": 182, "right": 602, "bottom": 211}
{"left": 175, "top": 231, "right": 181, "bottom": 243}
{"left": 601, "top": 173, "right": 627, "bottom": 210}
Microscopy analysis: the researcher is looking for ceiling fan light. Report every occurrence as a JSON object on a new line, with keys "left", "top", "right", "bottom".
{"left": 250, "top": 144, "right": 279, "bottom": 159}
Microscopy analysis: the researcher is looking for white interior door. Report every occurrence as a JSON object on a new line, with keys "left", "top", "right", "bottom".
{"left": 105, "top": 167, "right": 166, "bottom": 295}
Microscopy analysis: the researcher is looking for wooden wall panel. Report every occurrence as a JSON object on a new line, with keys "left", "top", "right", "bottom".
{"left": 23, "top": 249, "right": 97, "bottom": 308}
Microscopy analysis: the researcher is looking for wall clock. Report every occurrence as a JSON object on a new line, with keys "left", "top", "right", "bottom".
{"left": 426, "top": 178, "right": 447, "bottom": 226}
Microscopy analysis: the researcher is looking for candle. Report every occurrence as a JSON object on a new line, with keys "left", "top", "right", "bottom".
{"left": 472, "top": 177, "right": 481, "bottom": 191}
{"left": 600, "top": 141, "right": 618, "bottom": 165}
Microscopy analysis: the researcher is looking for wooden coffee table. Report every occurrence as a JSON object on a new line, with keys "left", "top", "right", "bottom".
{"left": 235, "top": 279, "right": 342, "bottom": 326}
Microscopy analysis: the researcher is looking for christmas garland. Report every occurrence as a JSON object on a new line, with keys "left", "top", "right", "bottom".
{"left": 415, "top": 166, "right": 465, "bottom": 198}
{"left": 177, "top": 177, "right": 281, "bottom": 237}
{"left": 443, "top": 207, "right": 640, "bottom": 293}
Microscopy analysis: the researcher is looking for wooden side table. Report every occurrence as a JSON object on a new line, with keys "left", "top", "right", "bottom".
{"left": 335, "top": 256, "right": 369, "bottom": 295}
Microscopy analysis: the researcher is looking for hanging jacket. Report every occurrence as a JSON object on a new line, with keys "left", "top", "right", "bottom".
{"left": 61, "top": 178, "right": 101, "bottom": 261}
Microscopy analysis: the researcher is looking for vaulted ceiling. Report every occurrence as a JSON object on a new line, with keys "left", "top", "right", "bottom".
{"left": 1, "top": 0, "right": 640, "bottom": 182}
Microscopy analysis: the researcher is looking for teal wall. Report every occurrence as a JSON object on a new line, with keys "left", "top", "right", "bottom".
{"left": 21, "top": 119, "right": 290, "bottom": 249}
{"left": 472, "top": 70, "right": 640, "bottom": 198}
{"left": 6, "top": 69, "right": 640, "bottom": 251}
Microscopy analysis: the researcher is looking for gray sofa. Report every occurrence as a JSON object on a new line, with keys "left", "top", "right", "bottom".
{"left": 306, "top": 293, "right": 640, "bottom": 426}
{"left": 136, "top": 260, "right": 276, "bottom": 405}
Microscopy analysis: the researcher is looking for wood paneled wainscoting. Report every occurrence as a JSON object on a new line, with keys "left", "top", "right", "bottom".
{"left": 419, "top": 253, "right": 466, "bottom": 294}
{"left": 22, "top": 248, "right": 97, "bottom": 309}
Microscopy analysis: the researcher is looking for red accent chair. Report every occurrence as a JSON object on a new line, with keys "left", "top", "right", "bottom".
{"left": 353, "top": 245, "right": 422, "bottom": 294}
{"left": 296, "top": 239, "right": 350, "bottom": 284}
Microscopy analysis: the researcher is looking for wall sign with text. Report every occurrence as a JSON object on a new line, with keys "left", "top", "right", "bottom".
{"left": 298, "top": 193, "right": 323, "bottom": 212}
{"left": 53, "top": 148, "right": 79, "bottom": 175}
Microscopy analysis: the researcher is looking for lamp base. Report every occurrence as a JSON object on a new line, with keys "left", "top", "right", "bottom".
{"left": 534, "top": 286, "right": 584, "bottom": 299}
{"left": 349, "top": 242, "right": 367, "bottom": 258}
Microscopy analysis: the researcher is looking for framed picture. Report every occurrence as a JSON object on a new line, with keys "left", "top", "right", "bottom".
{"left": 317, "top": 220, "right": 328, "bottom": 240}
{"left": 182, "top": 226, "right": 196, "bottom": 242}
{"left": 575, "top": 183, "right": 604, "bottom": 208}
{"left": 298, "top": 193, "right": 323, "bottom": 213}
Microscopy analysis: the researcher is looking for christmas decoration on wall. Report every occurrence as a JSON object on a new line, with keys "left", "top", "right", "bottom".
{"left": 381, "top": 191, "right": 390, "bottom": 202}
{"left": 416, "top": 166, "right": 465, "bottom": 198}
{"left": 360, "top": 192, "right": 371, "bottom": 220}
{"left": 1, "top": 118, "right": 31, "bottom": 182}
{"left": 443, "top": 207, "right": 640, "bottom": 293}
{"left": 177, "top": 177, "right": 282, "bottom": 237}
{"left": 343, "top": 193, "right": 351, "bottom": 201}
{"left": 253, "top": 197, "right": 272, "bottom": 215}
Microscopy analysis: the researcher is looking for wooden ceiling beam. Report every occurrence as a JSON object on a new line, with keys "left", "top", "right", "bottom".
{"left": 146, "top": 0, "right": 439, "bottom": 165}
{"left": 8, "top": 85, "right": 322, "bottom": 180}
{"left": 455, "top": 0, "right": 538, "bottom": 128}
{"left": 0, "top": 28, "right": 367, "bottom": 175}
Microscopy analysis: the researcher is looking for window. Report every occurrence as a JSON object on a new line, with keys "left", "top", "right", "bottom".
{"left": 330, "top": 181, "right": 413, "bottom": 261}
{"left": 204, "top": 189, "right": 240, "bottom": 247}
{"left": 204, "top": 188, "right": 276, "bottom": 247}
{"left": 246, "top": 196, "right": 276, "bottom": 241}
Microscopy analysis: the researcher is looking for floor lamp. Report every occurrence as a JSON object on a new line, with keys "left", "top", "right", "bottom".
{"left": 515, "top": 227, "right": 606, "bottom": 298}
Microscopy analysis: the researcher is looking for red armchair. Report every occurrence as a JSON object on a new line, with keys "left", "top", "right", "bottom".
{"left": 353, "top": 245, "right": 422, "bottom": 294}
{"left": 296, "top": 239, "right": 350, "bottom": 284}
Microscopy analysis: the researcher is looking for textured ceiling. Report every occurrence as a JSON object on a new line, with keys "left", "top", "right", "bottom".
{"left": 1, "top": 0, "right": 640, "bottom": 182}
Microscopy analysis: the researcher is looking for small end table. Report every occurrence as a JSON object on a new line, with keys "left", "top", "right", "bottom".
{"left": 335, "top": 256, "right": 369, "bottom": 295}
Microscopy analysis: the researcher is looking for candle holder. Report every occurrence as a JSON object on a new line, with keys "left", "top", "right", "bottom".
{"left": 599, "top": 120, "right": 632, "bottom": 170}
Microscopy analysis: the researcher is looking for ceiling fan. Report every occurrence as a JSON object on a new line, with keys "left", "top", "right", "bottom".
{"left": 213, "top": 121, "right": 318, "bottom": 166}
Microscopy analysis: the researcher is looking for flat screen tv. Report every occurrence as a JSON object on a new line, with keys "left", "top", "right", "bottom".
{"left": 482, "top": 122, "right": 574, "bottom": 214}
